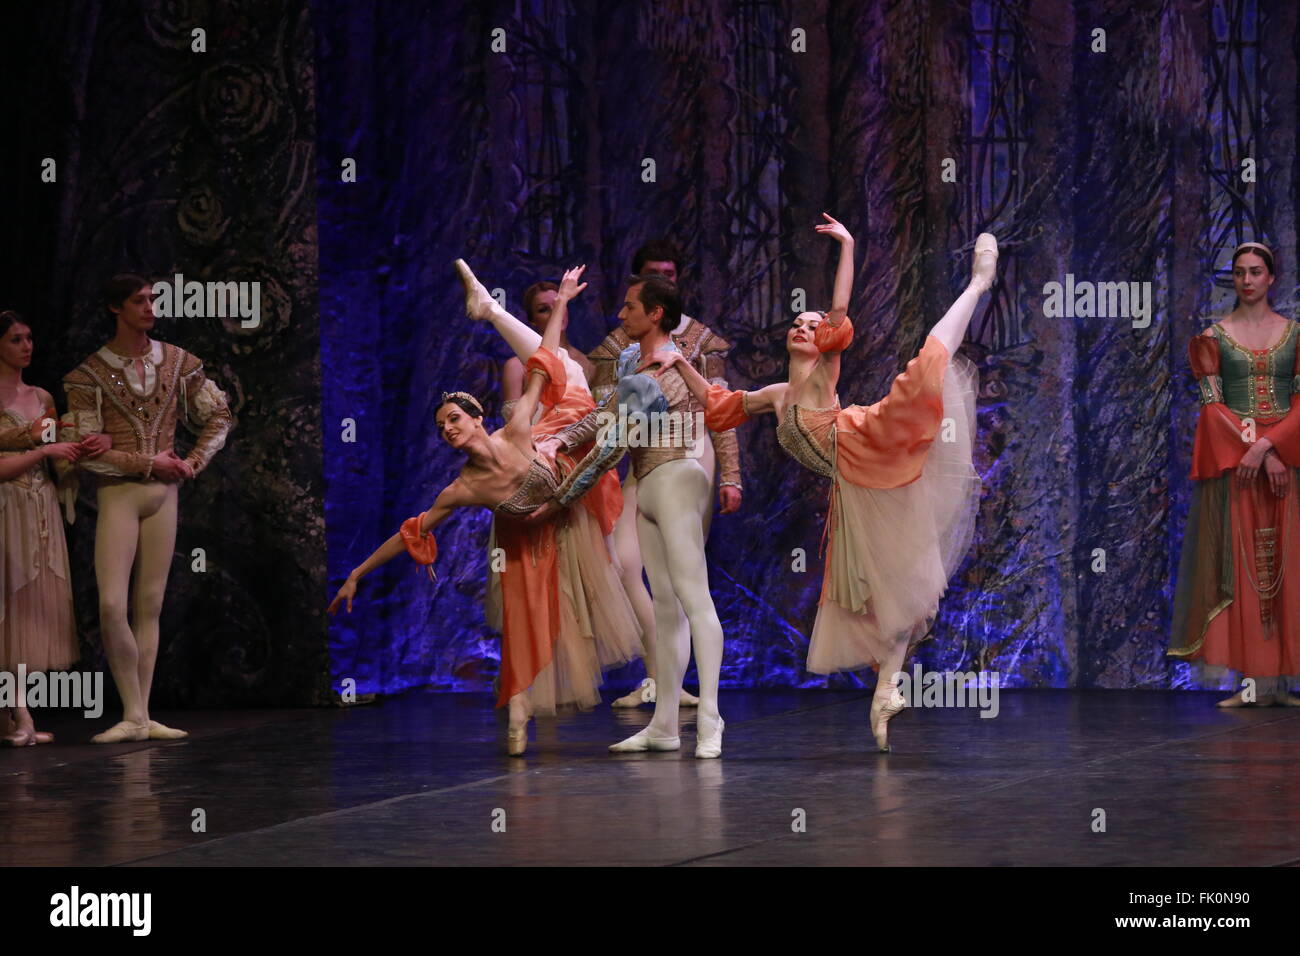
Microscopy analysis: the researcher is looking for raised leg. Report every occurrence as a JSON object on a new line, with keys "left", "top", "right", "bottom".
{"left": 928, "top": 233, "right": 997, "bottom": 357}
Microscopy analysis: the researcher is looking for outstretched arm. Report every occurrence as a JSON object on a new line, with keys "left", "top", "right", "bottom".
{"left": 328, "top": 481, "right": 469, "bottom": 614}
{"left": 505, "top": 265, "right": 587, "bottom": 443}
{"left": 816, "top": 212, "right": 854, "bottom": 324}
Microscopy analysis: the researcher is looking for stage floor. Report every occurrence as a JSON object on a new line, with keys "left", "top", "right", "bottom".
{"left": 3, "top": 689, "right": 1299, "bottom": 867}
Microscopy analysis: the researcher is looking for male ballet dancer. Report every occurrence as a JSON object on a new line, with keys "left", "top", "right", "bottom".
{"left": 536, "top": 275, "right": 728, "bottom": 757}
{"left": 62, "top": 274, "right": 233, "bottom": 743}
{"left": 586, "top": 239, "right": 742, "bottom": 708}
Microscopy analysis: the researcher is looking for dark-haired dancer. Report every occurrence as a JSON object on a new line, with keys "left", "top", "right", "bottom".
{"left": 1171, "top": 241, "right": 1300, "bottom": 706}
{"left": 648, "top": 217, "right": 993, "bottom": 751}
{"left": 329, "top": 264, "right": 640, "bottom": 755}
{"left": 0, "top": 311, "right": 110, "bottom": 746}
{"left": 61, "top": 275, "right": 233, "bottom": 743}
{"left": 525, "top": 273, "right": 730, "bottom": 757}
{"left": 586, "top": 239, "right": 740, "bottom": 709}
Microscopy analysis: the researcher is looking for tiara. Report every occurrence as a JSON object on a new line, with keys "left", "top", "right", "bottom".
{"left": 440, "top": 390, "right": 483, "bottom": 415}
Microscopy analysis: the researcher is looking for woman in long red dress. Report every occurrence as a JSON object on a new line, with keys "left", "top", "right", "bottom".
{"left": 1170, "top": 242, "right": 1300, "bottom": 706}
{"left": 328, "top": 265, "right": 639, "bottom": 754}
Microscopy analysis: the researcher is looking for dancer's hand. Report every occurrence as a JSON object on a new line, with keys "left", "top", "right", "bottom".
{"left": 719, "top": 485, "right": 742, "bottom": 514}
{"left": 638, "top": 351, "right": 681, "bottom": 375}
{"left": 79, "top": 433, "right": 112, "bottom": 457}
{"left": 151, "top": 450, "right": 192, "bottom": 482}
{"left": 523, "top": 499, "right": 560, "bottom": 524}
{"left": 557, "top": 265, "right": 588, "bottom": 302}
{"left": 814, "top": 212, "right": 853, "bottom": 245}
{"left": 533, "top": 434, "right": 564, "bottom": 459}
{"left": 41, "top": 442, "right": 83, "bottom": 463}
{"left": 328, "top": 576, "right": 359, "bottom": 615}
{"left": 1237, "top": 440, "right": 1269, "bottom": 483}
{"left": 1264, "top": 452, "right": 1290, "bottom": 498}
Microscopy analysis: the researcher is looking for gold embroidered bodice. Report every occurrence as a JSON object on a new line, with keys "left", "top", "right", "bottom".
{"left": 776, "top": 404, "right": 839, "bottom": 478}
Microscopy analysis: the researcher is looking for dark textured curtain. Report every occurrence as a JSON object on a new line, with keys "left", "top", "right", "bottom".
{"left": 0, "top": 0, "right": 330, "bottom": 707}
{"left": 300, "top": 0, "right": 1294, "bottom": 696}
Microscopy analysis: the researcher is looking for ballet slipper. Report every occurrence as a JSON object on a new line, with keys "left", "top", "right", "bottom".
{"left": 33, "top": 731, "right": 54, "bottom": 745}
{"left": 611, "top": 677, "right": 655, "bottom": 708}
{"left": 870, "top": 682, "right": 908, "bottom": 752}
{"left": 505, "top": 722, "right": 529, "bottom": 756}
{"left": 1273, "top": 694, "right": 1300, "bottom": 707}
{"left": 505, "top": 697, "right": 532, "bottom": 756}
{"left": 694, "top": 713, "right": 724, "bottom": 759}
{"left": 147, "top": 720, "right": 188, "bottom": 740}
{"left": 679, "top": 688, "right": 700, "bottom": 707}
{"left": 2, "top": 729, "right": 35, "bottom": 747}
{"left": 970, "top": 233, "right": 998, "bottom": 295}
{"left": 91, "top": 720, "right": 150, "bottom": 744}
{"left": 609, "top": 726, "right": 680, "bottom": 753}
{"left": 453, "top": 259, "right": 499, "bottom": 322}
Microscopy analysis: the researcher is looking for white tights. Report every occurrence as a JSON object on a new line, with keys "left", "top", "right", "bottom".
{"left": 613, "top": 439, "right": 717, "bottom": 684}
{"left": 95, "top": 481, "right": 178, "bottom": 725}
{"left": 635, "top": 458, "right": 723, "bottom": 737}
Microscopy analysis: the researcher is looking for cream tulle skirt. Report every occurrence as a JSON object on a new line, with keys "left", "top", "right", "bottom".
{"left": 807, "top": 353, "right": 981, "bottom": 674}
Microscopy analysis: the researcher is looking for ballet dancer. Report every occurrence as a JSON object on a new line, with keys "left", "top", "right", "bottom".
{"left": 528, "top": 273, "right": 729, "bottom": 757}
{"left": 329, "top": 263, "right": 640, "bottom": 755}
{"left": 587, "top": 239, "right": 741, "bottom": 708}
{"left": 0, "top": 311, "right": 111, "bottom": 746}
{"left": 61, "top": 274, "right": 233, "bottom": 743}
{"left": 648, "top": 216, "right": 994, "bottom": 750}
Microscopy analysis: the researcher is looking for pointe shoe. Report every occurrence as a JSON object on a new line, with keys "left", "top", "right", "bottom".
{"left": 970, "top": 233, "right": 998, "bottom": 294}
{"left": 609, "top": 727, "right": 680, "bottom": 753}
{"left": 453, "top": 258, "right": 498, "bottom": 322}
{"left": 694, "top": 714, "right": 724, "bottom": 759}
{"left": 612, "top": 677, "right": 656, "bottom": 708}
{"left": 870, "top": 684, "right": 908, "bottom": 752}
{"left": 505, "top": 722, "right": 529, "bottom": 756}
{"left": 91, "top": 720, "right": 150, "bottom": 744}
{"left": 147, "top": 720, "right": 188, "bottom": 740}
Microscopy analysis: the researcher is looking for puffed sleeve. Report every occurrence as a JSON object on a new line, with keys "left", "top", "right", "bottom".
{"left": 815, "top": 314, "right": 854, "bottom": 354}
{"left": 525, "top": 348, "right": 568, "bottom": 408}
{"left": 1188, "top": 331, "right": 1250, "bottom": 479}
{"left": 179, "top": 355, "right": 233, "bottom": 475}
{"left": 699, "top": 346, "right": 742, "bottom": 490}
{"left": 703, "top": 385, "right": 751, "bottom": 432}
{"left": 1188, "top": 333, "right": 1224, "bottom": 404}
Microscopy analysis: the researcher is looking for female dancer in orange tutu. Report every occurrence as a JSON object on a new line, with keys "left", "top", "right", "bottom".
{"left": 329, "top": 264, "right": 640, "bottom": 754}
{"left": 1170, "top": 241, "right": 1300, "bottom": 706}
{"left": 646, "top": 216, "right": 994, "bottom": 750}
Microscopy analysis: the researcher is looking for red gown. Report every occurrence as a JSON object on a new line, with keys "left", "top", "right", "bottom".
{"left": 1170, "top": 324, "right": 1300, "bottom": 677}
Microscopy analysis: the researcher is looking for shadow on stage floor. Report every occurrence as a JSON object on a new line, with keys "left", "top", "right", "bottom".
{"left": 4, "top": 688, "right": 1299, "bottom": 866}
